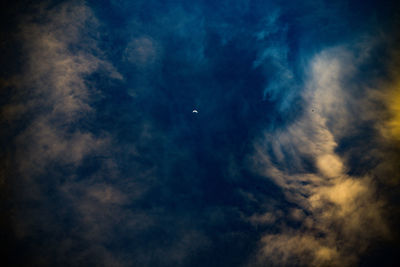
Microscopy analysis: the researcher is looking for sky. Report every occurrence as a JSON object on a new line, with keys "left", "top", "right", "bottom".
{"left": 1, "top": 0, "right": 400, "bottom": 266}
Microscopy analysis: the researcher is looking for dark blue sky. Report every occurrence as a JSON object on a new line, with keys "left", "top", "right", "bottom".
{"left": 1, "top": 1, "right": 400, "bottom": 266}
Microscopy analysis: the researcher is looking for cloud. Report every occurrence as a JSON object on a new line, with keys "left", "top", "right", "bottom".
{"left": 375, "top": 49, "right": 400, "bottom": 143}
{"left": 8, "top": 2, "right": 122, "bottom": 173}
{"left": 124, "top": 36, "right": 159, "bottom": 67}
{"left": 249, "top": 45, "right": 391, "bottom": 266}
{"left": 2, "top": 1, "right": 399, "bottom": 266}
{"left": 1, "top": 3, "right": 212, "bottom": 266}
{"left": 253, "top": 11, "right": 298, "bottom": 112}
{"left": 0, "top": 2, "right": 135, "bottom": 265}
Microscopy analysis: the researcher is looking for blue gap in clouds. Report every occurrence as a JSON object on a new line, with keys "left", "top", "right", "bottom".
{"left": 85, "top": 1, "right": 298, "bottom": 266}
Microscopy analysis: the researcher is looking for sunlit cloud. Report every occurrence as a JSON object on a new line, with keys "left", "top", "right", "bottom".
{"left": 10, "top": 2, "right": 121, "bottom": 173}
{"left": 379, "top": 61, "right": 400, "bottom": 142}
{"left": 1, "top": 1, "right": 399, "bottom": 266}
{"left": 250, "top": 46, "right": 390, "bottom": 266}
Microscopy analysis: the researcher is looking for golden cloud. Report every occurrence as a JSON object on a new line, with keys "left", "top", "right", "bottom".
{"left": 249, "top": 47, "right": 390, "bottom": 266}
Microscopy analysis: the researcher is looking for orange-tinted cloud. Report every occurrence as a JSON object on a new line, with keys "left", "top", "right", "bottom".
{"left": 249, "top": 46, "right": 392, "bottom": 266}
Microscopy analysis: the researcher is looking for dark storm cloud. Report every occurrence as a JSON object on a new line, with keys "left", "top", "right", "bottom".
{"left": 1, "top": 0, "right": 400, "bottom": 266}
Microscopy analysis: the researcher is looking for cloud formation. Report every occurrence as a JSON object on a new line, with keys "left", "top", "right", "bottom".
{"left": 1, "top": 1, "right": 399, "bottom": 266}
{"left": 9, "top": 2, "right": 121, "bottom": 172}
{"left": 1, "top": 2, "right": 213, "bottom": 266}
{"left": 0, "top": 2, "right": 132, "bottom": 265}
{"left": 250, "top": 45, "right": 393, "bottom": 266}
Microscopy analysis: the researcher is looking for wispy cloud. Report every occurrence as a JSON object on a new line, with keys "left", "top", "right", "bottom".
{"left": 1, "top": 1, "right": 399, "bottom": 266}
{"left": 1, "top": 2, "right": 130, "bottom": 265}
{"left": 253, "top": 10, "right": 298, "bottom": 112}
{"left": 249, "top": 45, "right": 392, "bottom": 266}
{"left": 2, "top": 2, "right": 212, "bottom": 266}
{"left": 10, "top": 2, "right": 121, "bottom": 173}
